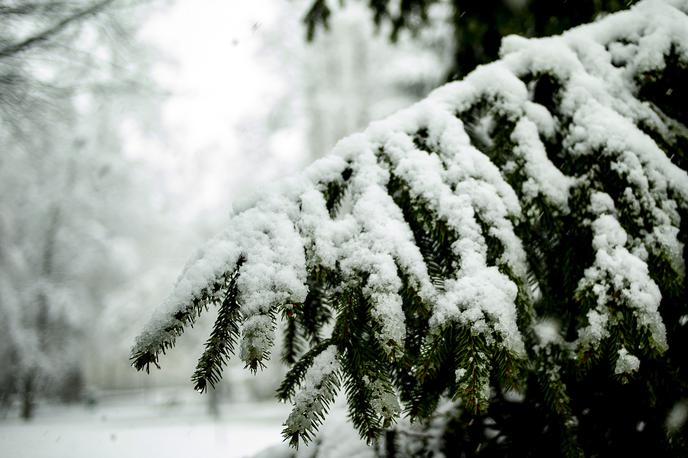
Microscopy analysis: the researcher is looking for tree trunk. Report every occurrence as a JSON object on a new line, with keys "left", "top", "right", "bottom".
{"left": 20, "top": 372, "right": 35, "bottom": 420}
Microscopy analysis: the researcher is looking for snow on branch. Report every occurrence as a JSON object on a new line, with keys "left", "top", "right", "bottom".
{"left": 132, "top": 0, "right": 688, "bottom": 446}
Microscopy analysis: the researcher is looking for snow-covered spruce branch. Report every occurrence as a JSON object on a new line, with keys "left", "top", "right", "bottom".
{"left": 132, "top": 0, "right": 688, "bottom": 450}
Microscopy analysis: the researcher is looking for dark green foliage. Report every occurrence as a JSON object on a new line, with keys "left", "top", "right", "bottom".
{"left": 281, "top": 311, "right": 304, "bottom": 365}
{"left": 638, "top": 48, "right": 688, "bottom": 128}
{"left": 393, "top": 269, "right": 433, "bottom": 415}
{"left": 280, "top": 266, "right": 337, "bottom": 366}
{"left": 299, "top": 271, "right": 335, "bottom": 345}
{"left": 333, "top": 283, "right": 398, "bottom": 442}
{"left": 192, "top": 264, "right": 243, "bottom": 392}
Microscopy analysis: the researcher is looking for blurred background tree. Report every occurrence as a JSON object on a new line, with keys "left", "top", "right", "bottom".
{"left": 303, "top": 0, "right": 638, "bottom": 79}
{"left": 0, "top": 0, "right": 169, "bottom": 419}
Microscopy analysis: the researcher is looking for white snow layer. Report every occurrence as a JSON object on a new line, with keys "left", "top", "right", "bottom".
{"left": 577, "top": 194, "right": 667, "bottom": 351}
{"left": 615, "top": 347, "right": 641, "bottom": 375}
{"left": 134, "top": 0, "right": 687, "bottom": 382}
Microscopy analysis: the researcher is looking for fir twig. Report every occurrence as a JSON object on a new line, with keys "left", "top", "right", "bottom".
{"left": 191, "top": 260, "right": 244, "bottom": 392}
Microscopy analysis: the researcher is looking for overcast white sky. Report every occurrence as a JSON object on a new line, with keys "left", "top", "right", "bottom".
{"left": 126, "top": 0, "right": 308, "bottom": 221}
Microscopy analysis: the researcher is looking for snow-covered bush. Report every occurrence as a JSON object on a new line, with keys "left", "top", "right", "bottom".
{"left": 132, "top": 1, "right": 688, "bottom": 455}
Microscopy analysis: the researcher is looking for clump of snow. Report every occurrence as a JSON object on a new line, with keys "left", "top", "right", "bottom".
{"left": 614, "top": 347, "right": 641, "bottom": 375}
{"left": 577, "top": 193, "right": 667, "bottom": 352}
{"left": 511, "top": 117, "right": 573, "bottom": 211}
{"left": 666, "top": 401, "right": 688, "bottom": 433}
{"left": 578, "top": 308, "right": 610, "bottom": 346}
{"left": 367, "top": 378, "right": 401, "bottom": 423}
{"left": 589, "top": 192, "right": 615, "bottom": 215}
{"left": 533, "top": 318, "right": 562, "bottom": 346}
{"left": 455, "top": 368, "right": 467, "bottom": 381}
{"left": 432, "top": 267, "right": 525, "bottom": 354}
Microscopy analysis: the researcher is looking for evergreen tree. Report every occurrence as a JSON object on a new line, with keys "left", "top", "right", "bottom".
{"left": 132, "top": 1, "right": 688, "bottom": 455}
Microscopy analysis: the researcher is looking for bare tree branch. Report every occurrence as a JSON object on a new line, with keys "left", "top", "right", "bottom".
{"left": 0, "top": 0, "right": 116, "bottom": 59}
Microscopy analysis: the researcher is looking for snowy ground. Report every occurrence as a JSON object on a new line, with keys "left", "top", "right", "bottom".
{"left": 0, "top": 389, "right": 290, "bottom": 458}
